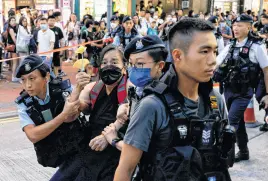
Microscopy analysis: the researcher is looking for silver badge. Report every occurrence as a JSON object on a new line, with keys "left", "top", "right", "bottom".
{"left": 177, "top": 125, "right": 187, "bottom": 139}
{"left": 136, "top": 40, "right": 144, "bottom": 50}
{"left": 237, "top": 17, "right": 240, "bottom": 21}
{"left": 25, "top": 63, "right": 31, "bottom": 71}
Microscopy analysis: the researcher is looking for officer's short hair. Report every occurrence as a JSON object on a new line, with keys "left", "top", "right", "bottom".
{"left": 38, "top": 64, "right": 50, "bottom": 77}
{"left": 168, "top": 18, "right": 215, "bottom": 54}
{"left": 148, "top": 48, "right": 168, "bottom": 63}
{"left": 100, "top": 44, "right": 126, "bottom": 66}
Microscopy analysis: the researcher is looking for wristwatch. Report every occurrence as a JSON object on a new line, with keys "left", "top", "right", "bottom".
{"left": 111, "top": 138, "right": 121, "bottom": 147}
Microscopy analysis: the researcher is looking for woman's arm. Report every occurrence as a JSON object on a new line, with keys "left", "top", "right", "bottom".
{"left": 9, "top": 28, "right": 16, "bottom": 43}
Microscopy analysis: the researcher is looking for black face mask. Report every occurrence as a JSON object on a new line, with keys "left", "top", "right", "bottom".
{"left": 99, "top": 65, "right": 122, "bottom": 85}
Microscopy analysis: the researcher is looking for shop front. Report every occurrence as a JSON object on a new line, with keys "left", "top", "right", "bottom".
{"left": 245, "top": 0, "right": 268, "bottom": 14}
{"left": 35, "top": 0, "right": 56, "bottom": 11}
{"left": 16, "top": 0, "right": 33, "bottom": 9}
{"left": 213, "top": 0, "right": 241, "bottom": 13}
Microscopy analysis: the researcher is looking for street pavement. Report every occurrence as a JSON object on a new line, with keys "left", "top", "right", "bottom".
{"left": 1, "top": 61, "right": 268, "bottom": 180}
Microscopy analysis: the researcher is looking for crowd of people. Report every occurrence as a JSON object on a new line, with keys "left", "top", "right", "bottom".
{"left": 5, "top": 0, "right": 268, "bottom": 181}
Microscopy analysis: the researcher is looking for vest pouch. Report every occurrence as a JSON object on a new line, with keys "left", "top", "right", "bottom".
{"left": 203, "top": 171, "right": 226, "bottom": 181}
{"left": 213, "top": 63, "right": 228, "bottom": 83}
{"left": 228, "top": 70, "right": 241, "bottom": 93}
{"left": 249, "top": 64, "right": 259, "bottom": 88}
{"left": 152, "top": 146, "right": 203, "bottom": 181}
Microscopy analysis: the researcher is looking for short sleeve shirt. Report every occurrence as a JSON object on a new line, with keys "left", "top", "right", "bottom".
{"left": 124, "top": 88, "right": 227, "bottom": 152}
{"left": 50, "top": 26, "right": 64, "bottom": 48}
{"left": 37, "top": 29, "right": 55, "bottom": 57}
{"left": 217, "top": 37, "right": 268, "bottom": 69}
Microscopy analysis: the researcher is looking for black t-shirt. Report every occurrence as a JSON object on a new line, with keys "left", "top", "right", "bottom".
{"left": 50, "top": 26, "right": 64, "bottom": 48}
{"left": 82, "top": 30, "right": 94, "bottom": 53}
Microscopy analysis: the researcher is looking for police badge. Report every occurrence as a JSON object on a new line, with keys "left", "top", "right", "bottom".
{"left": 25, "top": 63, "right": 31, "bottom": 72}
{"left": 136, "top": 40, "right": 144, "bottom": 50}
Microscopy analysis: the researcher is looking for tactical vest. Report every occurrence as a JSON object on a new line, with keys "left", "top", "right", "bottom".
{"left": 118, "top": 28, "right": 138, "bottom": 48}
{"left": 213, "top": 36, "right": 262, "bottom": 93}
{"left": 15, "top": 78, "right": 87, "bottom": 168}
{"left": 90, "top": 75, "right": 127, "bottom": 109}
{"left": 138, "top": 71, "right": 235, "bottom": 180}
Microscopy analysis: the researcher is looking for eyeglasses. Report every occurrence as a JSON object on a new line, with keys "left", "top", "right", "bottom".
{"left": 128, "top": 62, "right": 155, "bottom": 69}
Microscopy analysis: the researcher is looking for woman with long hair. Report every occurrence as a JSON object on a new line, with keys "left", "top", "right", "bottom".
{"left": 17, "top": 17, "right": 32, "bottom": 60}
{"left": 7, "top": 17, "right": 19, "bottom": 82}
{"left": 65, "top": 13, "right": 80, "bottom": 62}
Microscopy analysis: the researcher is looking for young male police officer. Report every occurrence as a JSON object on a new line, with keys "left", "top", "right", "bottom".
{"left": 113, "top": 16, "right": 140, "bottom": 49}
{"left": 215, "top": 14, "right": 268, "bottom": 162}
{"left": 15, "top": 55, "right": 88, "bottom": 179}
{"left": 115, "top": 19, "right": 233, "bottom": 181}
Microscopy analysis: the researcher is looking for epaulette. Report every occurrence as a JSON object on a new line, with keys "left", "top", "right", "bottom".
{"left": 15, "top": 90, "right": 30, "bottom": 104}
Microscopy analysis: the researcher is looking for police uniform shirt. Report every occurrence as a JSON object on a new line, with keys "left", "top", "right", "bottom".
{"left": 217, "top": 37, "right": 268, "bottom": 69}
{"left": 124, "top": 89, "right": 227, "bottom": 152}
{"left": 112, "top": 32, "right": 141, "bottom": 47}
{"left": 17, "top": 84, "right": 51, "bottom": 130}
{"left": 17, "top": 84, "right": 72, "bottom": 130}
{"left": 217, "top": 35, "right": 225, "bottom": 54}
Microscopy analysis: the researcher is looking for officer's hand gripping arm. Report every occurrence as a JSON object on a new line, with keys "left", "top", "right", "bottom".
{"left": 23, "top": 98, "right": 80, "bottom": 143}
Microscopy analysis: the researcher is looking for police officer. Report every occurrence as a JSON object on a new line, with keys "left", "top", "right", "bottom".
{"left": 215, "top": 14, "right": 268, "bottom": 162}
{"left": 113, "top": 16, "right": 140, "bottom": 49}
{"left": 15, "top": 55, "right": 88, "bottom": 179}
{"left": 115, "top": 19, "right": 234, "bottom": 181}
{"left": 109, "top": 15, "right": 122, "bottom": 38}
{"left": 208, "top": 16, "right": 225, "bottom": 54}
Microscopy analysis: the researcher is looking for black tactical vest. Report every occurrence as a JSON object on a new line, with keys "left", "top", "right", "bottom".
{"left": 138, "top": 66, "right": 235, "bottom": 181}
{"left": 15, "top": 79, "right": 87, "bottom": 168}
{"left": 213, "top": 35, "right": 262, "bottom": 93}
{"left": 118, "top": 28, "right": 138, "bottom": 48}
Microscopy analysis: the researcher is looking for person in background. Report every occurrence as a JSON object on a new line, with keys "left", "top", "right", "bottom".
{"left": 37, "top": 17, "right": 55, "bottom": 77}
{"left": 48, "top": 16, "right": 64, "bottom": 77}
{"left": 0, "top": 27, "right": 5, "bottom": 80}
{"left": 100, "top": 20, "right": 107, "bottom": 34}
{"left": 133, "top": 15, "right": 146, "bottom": 36}
{"left": 147, "top": 20, "right": 158, "bottom": 36}
{"left": 146, "top": 1, "right": 155, "bottom": 13}
{"left": 219, "top": 19, "right": 233, "bottom": 46}
{"left": 15, "top": 9, "right": 22, "bottom": 24}
{"left": 30, "top": 18, "right": 41, "bottom": 54}
{"left": 17, "top": 17, "right": 32, "bottom": 60}
{"left": 53, "top": 11, "right": 67, "bottom": 77}
{"left": 81, "top": 20, "right": 94, "bottom": 70}
{"left": 188, "top": 10, "right": 194, "bottom": 17}
{"left": 155, "top": 1, "right": 163, "bottom": 17}
{"left": 65, "top": 13, "right": 80, "bottom": 63}
{"left": 7, "top": 17, "right": 19, "bottom": 82}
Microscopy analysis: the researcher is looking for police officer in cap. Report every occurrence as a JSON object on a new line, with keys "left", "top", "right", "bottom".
{"left": 215, "top": 14, "right": 268, "bottom": 162}
{"left": 113, "top": 16, "right": 140, "bottom": 49}
{"left": 109, "top": 15, "right": 122, "bottom": 38}
{"left": 15, "top": 55, "right": 88, "bottom": 179}
{"left": 115, "top": 19, "right": 234, "bottom": 181}
{"left": 208, "top": 16, "right": 225, "bottom": 54}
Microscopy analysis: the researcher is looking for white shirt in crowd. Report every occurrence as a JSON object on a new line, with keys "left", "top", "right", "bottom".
{"left": 37, "top": 28, "right": 55, "bottom": 57}
{"left": 17, "top": 25, "right": 32, "bottom": 44}
{"left": 217, "top": 37, "right": 268, "bottom": 69}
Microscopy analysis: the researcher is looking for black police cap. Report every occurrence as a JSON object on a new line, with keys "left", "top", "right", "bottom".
{"left": 124, "top": 35, "right": 166, "bottom": 60}
{"left": 208, "top": 16, "right": 218, "bottom": 24}
{"left": 123, "top": 16, "right": 132, "bottom": 23}
{"left": 110, "top": 15, "right": 119, "bottom": 21}
{"left": 234, "top": 14, "right": 253, "bottom": 23}
{"left": 15, "top": 55, "right": 44, "bottom": 78}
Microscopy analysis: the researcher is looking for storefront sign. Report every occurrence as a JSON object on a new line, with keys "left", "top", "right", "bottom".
{"left": 35, "top": 0, "right": 54, "bottom": 4}
{"left": 17, "top": 0, "right": 32, "bottom": 6}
